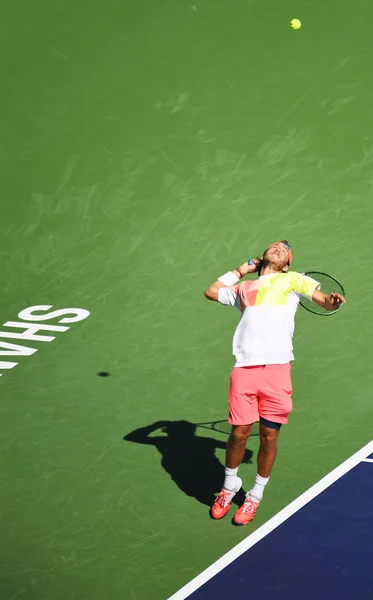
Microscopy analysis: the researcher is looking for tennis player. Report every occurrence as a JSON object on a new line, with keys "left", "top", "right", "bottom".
{"left": 204, "top": 241, "right": 345, "bottom": 525}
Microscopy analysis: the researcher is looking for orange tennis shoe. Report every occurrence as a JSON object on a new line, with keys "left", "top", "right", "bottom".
{"left": 233, "top": 495, "right": 260, "bottom": 526}
{"left": 210, "top": 477, "right": 242, "bottom": 520}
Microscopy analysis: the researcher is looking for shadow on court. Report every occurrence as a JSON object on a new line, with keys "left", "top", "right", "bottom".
{"left": 123, "top": 420, "right": 253, "bottom": 508}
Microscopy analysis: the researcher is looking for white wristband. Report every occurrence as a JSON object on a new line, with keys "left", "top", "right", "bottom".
{"left": 218, "top": 271, "right": 239, "bottom": 286}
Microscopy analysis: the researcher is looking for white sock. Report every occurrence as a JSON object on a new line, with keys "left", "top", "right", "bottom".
{"left": 223, "top": 467, "right": 239, "bottom": 492}
{"left": 248, "top": 474, "right": 269, "bottom": 502}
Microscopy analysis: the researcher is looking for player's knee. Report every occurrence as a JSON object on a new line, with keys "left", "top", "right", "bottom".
{"left": 229, "top": 426, "right": 251, "bottom": 446}
{"left": 259, "top": 429, "right": 278, "bottom": 451}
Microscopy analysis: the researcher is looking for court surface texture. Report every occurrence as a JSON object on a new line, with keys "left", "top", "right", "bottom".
{"left": 1, "top": 1, "right": 372, "bottom": 599}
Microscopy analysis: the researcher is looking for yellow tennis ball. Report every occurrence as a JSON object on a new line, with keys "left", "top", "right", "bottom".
{"left": 290, "top": 18, "right": 302, "bottom": 30}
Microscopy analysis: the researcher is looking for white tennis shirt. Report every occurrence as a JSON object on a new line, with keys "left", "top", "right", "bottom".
{"left": 218, "top": 271, "right": 319, "bottom": 367}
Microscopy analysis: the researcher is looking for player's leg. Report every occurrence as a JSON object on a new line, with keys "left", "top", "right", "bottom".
{"left": 211, "top": 367, "right": 259, "bottom": 520}
{"left": 233, "top": 364, "right": 292, "bottom": 525}
{"left": 226, "top": 424, "right": 253, "bottom": 468}
{"left": 249, "top": 419, "right": 281, "bottom": 503}
{"left": 254, "top": 363, "right": 292, "bottom": 492}
{"left": 257, "top": 419, "right": 281, "bottom": 479}
{"left": 220, "top": 423, "right": 252, "bottom": 495}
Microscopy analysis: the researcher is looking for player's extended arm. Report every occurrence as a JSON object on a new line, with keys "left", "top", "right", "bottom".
{"left": 204, "top": 260, "right": 259, "bottom": 302}
{"left": 312, "top": 288, "right": 346, "bottom": 311}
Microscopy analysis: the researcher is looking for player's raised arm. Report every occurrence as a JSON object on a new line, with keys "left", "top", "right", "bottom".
{"left": 312, "top": 288, "right": 346, "bottom": 311}
{"left": 204, "top": 260, "right": 259, "bottom": 302}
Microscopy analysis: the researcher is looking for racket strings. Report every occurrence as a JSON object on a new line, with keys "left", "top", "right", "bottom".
{"left": 300, "top": 271, "right": 345, "bottom": 316}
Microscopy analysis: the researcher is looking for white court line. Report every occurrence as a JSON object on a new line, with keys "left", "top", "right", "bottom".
{"left": 168, "top": 440, "right": 373, "bottom": 600}
{"left": 362, "top": 458, "right": 373, "bottom": 463}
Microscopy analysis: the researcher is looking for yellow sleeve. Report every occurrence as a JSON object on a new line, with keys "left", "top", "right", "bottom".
{"left": 288, "top": 272, "right": 320, "bottom": 299}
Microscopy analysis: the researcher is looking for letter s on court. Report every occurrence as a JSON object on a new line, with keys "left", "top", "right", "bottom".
{"left": 18, "top": 306, "right": 90, "bottom": 324}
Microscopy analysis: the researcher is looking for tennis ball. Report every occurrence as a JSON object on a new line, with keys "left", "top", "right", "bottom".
{"left": 290, "top": 18, "right": 302, "bottom": 30}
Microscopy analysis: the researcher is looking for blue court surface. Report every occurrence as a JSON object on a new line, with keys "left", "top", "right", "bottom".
{"left": 169, "top": 441, "right": 373, "bottom": 600}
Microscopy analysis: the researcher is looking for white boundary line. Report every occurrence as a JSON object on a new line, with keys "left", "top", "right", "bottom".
{"left": 362, "top": 458, "right": 373, "bottom": 463}
{"left": 168, "top": 440, "right": 373, "bottom": 600}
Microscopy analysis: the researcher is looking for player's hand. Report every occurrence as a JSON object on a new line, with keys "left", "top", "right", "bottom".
{"left": 329, "top": 293, "right": 346, "bottom": 306}
{"left": 248, "top": 258, "right": 262, "bottom": 272}
{"left": 237, "top": 258, "right": 261, "bottom": 277}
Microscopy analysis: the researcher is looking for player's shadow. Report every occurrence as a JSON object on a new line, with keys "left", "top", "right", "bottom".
{"left": 123, "top": 420, "right": 253, "bottom": 508}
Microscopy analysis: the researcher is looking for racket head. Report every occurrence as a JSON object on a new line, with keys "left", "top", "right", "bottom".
{"left": 300, "top": 271, "right": 345, "bottom": 316}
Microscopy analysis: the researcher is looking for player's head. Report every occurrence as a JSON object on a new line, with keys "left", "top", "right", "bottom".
{"left": 162, "top": 421, "right": 196, "bottom": 437}
{"left": 261, "top": 240, "right": 292, "bottom": 273}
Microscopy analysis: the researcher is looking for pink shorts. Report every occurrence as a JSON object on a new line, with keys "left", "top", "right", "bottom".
{"left": 228, "top": 364, "right": 293, "bottom": 426}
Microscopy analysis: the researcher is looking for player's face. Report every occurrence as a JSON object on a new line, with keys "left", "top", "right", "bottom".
{"left": 263, "top": 242, "right": 289, "bottom": 271}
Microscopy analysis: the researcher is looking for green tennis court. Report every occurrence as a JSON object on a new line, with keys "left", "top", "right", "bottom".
{"left": 1, "top": 1, "right": 372, "bottom": 599}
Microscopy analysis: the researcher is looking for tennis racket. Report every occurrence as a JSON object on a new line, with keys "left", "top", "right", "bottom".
{"left": 300, "top": 271, "right": 345, "bottom": 316}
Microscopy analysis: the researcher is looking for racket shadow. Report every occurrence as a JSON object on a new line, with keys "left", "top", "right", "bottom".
{"left": 196, "top": 419, "right": 260, "bottom": 437}
{"left": 124, "top": 420, "right": 253, "bottom": 508}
